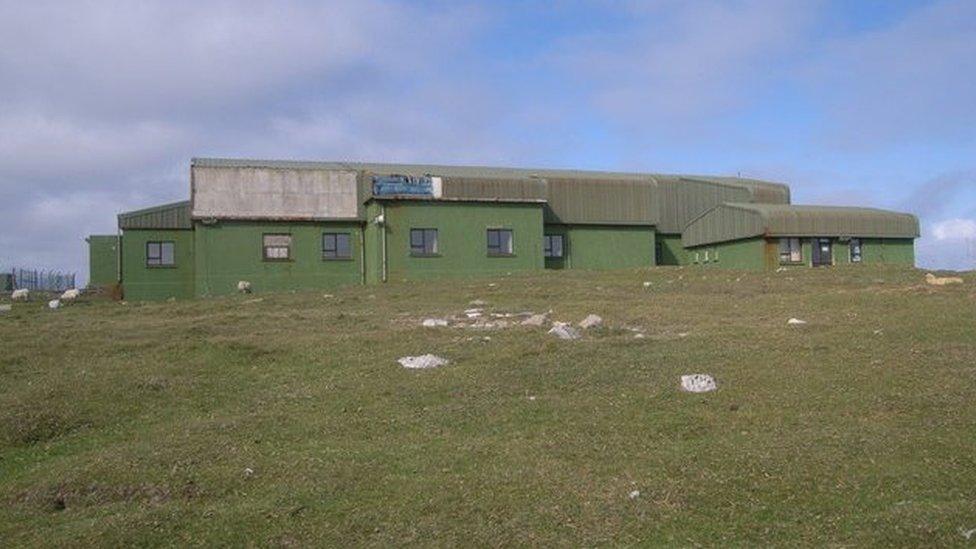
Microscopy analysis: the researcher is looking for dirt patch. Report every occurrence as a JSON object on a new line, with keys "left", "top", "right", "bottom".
{"left": 13, "top": 481, "right": 202, "bottom": 511}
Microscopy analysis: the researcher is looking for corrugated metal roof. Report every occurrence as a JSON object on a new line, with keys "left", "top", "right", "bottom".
{"left": 544, "top": 177, "right": 657, "bottom": 225}
{"left": 194, "top": 158, "right": 789, "bottom": 226}
{"left": 192, "top": 157, "right": 661, "bottom": 181}
{"left": 682, "top": 203, "right": 920, "bottom": 248}
{"left": 655, "top": 176, "right": 790, "bottom": 234}
{"left": 118, "top": 201, "right": 192, "bottom": 230}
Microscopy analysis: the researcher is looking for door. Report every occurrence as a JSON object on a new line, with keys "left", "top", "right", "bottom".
{"left": 811, "top": 238, "right": 832, "bottom": 267}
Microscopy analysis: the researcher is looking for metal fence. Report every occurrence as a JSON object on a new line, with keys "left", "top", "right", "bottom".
{"left": 10, "top": 268, "right": 76, "bottom": 292}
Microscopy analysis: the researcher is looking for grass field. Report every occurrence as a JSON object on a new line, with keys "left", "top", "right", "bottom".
{"left": 2, "top": 266, "right": 975, "bottom": 546}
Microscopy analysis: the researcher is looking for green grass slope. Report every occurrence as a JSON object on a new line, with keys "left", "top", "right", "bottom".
{"left": 1, "top": 266, "right": 975, "bottom": 546}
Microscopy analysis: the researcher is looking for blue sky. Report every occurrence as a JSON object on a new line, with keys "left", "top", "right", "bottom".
{"left": 1, "top": 0, "right": 975, "bottom": 279}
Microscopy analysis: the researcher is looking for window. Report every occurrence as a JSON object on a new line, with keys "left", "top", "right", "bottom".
{"left": 322, "top": 233, "right": 352, "bottom": 260}
{"left": 779, "top": 237, "right": 802, "bottom": 263}
{"left": 263, "top": 234, "right": 292, "bottom": 261}
{"left": 146, "top": 241, "right": 175, "bottom": 267}
{"left": 487, "top": 229, "right": 514, "bottom": 256}
{"left": 544, "top": 234, "right": 564, "bottom": 258}
{"left": 410, "top": 228, "right": 438, "bottom": 256}
{"left": 850, "top": 238, "right": 862, "bottom": 263}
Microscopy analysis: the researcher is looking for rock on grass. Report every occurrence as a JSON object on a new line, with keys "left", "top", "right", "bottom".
{"left": 398, "top": 354, "right": 449, "bottom": 369}
{"left": 680, "top": 374, "right": 717, "bottom": 393}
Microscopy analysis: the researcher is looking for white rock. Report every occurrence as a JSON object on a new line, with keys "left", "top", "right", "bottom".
{"left": 243, "top": 467, "right": 254, "bottom": 478}
{"left": 11, "top": 288, "right": 29, "bottom": 301}
{"left": 237, "top": 280, "right": 252, "bottom": 293}
{"left": 48, "top": 299, "right": 61, "bottom": 310}
{"left": 398, "top": 354, "right": 449, "bottom": 369}
{"left": 634, "top": 333, "right": 646, "bottom": 339}
{"left": 0, "top": 304, "right": 11, "bottom": 313}
{"left": 469, "top": 299, "right": 487, "bottom": 306}
{"left": 422, "top": 318, "right": 449, "bottom": 327}
{"left": 677, "top": 332, "right": 690, "bottom": 338}
{"left": 488, "top": 283, "right": 498, "bottom": 288}
{"left": 521, "top": 313, "right": 548, "bottom": 327}
{"left": 629, "top": 490, "right": 641, "bottom": 499}
{"left": 776, "top": 267, "right": 787, "bottom": 273}
{"left": 548, "top": 323, "right": 581, "bottom": 340}
{"left": 323, "top": 293, "right": 335, "bottom": 299}
{"left": 579, "top": 314, "right": 603, "bottom": 329}
{"left": 680, "top": 374, "right": 717, "bottom": 393}
{"left": 787, "top": 318, "right": 807, "bottom": 326}
{"left": 642, "top": 281, "right": 652, "bottom": 288}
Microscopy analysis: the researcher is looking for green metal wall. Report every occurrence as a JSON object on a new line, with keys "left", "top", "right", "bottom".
{"left": 378, "top": 201, "right": 544, "bottom": 282}
{"left": 87, "top": 235, "right": 119, "bottom": 288}
{"left": 544, "top": 225, "right": 655, "bottom": 270}
{"left": 364, "top": 202, "right": 385, "bottom": 284}
{"left": 835, "top": 238, "right": 915, "bottom": 266}
{"left": 194, "top": 221, "right": 364, "bottom": 297}
{"left": 687, "top": 237, "right": 766, "bottom": 270}
{"left": 685, "top": 236, "right": 916, "bottom": 271}
{"left": 656, "top": 233, "right": 693, "bottom": 266}
{"left": 122, "top": 229, "right": 195, "bottom": 300}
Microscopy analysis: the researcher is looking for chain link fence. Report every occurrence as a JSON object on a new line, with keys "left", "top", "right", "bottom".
{"left": 10, "top": 268, "right": 76, "bottom": 292}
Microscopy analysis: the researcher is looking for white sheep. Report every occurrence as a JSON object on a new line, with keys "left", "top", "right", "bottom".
{"left": 60, "top": 288, "right": 81, "bottom": 301}
{"left": 237, "top": 280, "right": 252, "bottom": 294}
{"left": 11, "top": 288, "right": 29, "bottom": 301}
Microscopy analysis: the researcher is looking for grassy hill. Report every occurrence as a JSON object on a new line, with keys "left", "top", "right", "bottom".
{"left": 2, "top": 266, "right": 975, "bottom": 546}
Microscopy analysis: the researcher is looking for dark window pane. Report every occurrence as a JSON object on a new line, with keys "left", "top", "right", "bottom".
{"left": 424, "top": 229, "right": 437, "bottom": 254}
{"left": 410, "top": 229, "right": 424, "bottom": 248}
{"left": 336, "top": 234, "right": 351, "bottom": 258}
{"left": 323, "top": 234, "right": 336, "bottom": 252}
{"left": 551, "top": 235, "right": 563, "bottom": 257}
{"left": 161, "top": 242, "right": 175, "bottom": 265}
{"left": 499, "top": 230, "right": 512, "bottom": 254}
{"left": 147, "top": 242, "right": 160, "bottom": 265}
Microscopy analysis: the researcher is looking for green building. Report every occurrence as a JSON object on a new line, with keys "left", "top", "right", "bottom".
{"left": 85, "top": 235, "right": 120, "bottom": 288}
{"left": 92, "top": 158, "right": 920, "bottom": 300}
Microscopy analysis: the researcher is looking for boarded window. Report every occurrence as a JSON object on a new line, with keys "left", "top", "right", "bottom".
{"left": 487, "top": 229, "right": 514, "bottom": 256}
{"left": 323, "top": 233, "right": 352, "bottom": 259}
{"left": 146, "top": 241, "right": 175, "bottom": 267}
{"left": 779, "top": 238, "right": 802, "bottom": 263}
{"left": 263, "top": 234, "right": 292, "bottom": 260}
{"left": 410, "top": 229, "right": 438, "bottom": 256}
{"left": 544, "top": 234, "right": 564, "bottom": 258}
{"left": 850, "top": 238, "right": 862, "bottom": 263}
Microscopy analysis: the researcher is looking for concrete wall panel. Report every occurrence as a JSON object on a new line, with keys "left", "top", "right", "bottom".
{"left": 192, "top": 166, "right": 360, "bottom": 220}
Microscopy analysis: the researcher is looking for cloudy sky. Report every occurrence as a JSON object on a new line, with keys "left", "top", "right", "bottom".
{"left": 2, "top": 0, "right": 975, "bottom": 280}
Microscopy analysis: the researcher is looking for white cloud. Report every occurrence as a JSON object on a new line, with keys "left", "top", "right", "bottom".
{"left": 808, "top": 0, "right": 976, "bottom": 146}
{"left": 931, "top": 218, "right": 976, "bottom": 241}
{"left": 558, "top": 0, "right": 819, "bottom": 127}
